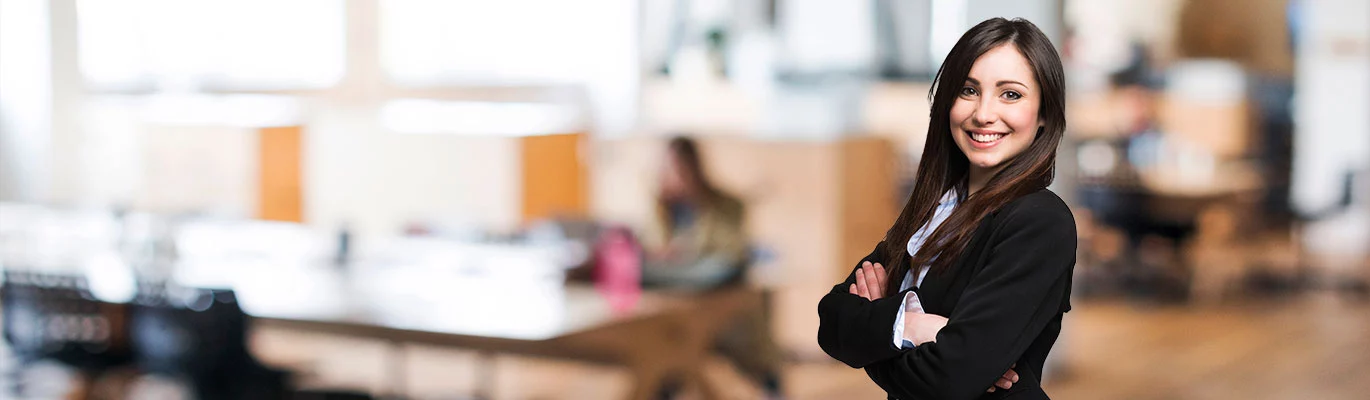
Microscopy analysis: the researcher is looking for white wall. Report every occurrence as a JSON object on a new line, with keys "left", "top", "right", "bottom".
{"left": 1292, "top": 0, "right": 1370, "bottom": 214}
{"left": 0, "top": 0, "right": 53, "bottom": 202}
{"left": 305, "top": 104, "right": 522, "bottom": 238}
{"left": 47, "top": 96, "right": 525, "bottom": 239}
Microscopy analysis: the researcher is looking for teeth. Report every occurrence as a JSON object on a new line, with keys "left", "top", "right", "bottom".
{"left": 972, "top": 133, "right": 1005, "bottom": 143}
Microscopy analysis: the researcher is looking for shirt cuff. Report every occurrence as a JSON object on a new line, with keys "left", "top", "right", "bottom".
{"left": 891, "top": 290, "right": 926, "bottom": 349}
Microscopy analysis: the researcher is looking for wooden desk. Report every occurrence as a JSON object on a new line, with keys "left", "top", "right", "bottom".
{"left": 221, "top": 263, "right": 760, "bottom": 400}
{"left": 1138, "top": 163, "right": 1262, "bottom": 203}
{"left": 1081, "top": 163, "right": 1267, "bottom": 302}
{"left": 1135, "top": 163, "right": 1263, "bottom": 228}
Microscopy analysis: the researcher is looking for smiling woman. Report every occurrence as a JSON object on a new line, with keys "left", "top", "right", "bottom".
{"left": 817, "top": 17, "right": 1074, "bottom": 400}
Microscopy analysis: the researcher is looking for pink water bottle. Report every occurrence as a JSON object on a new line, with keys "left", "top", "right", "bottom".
{"left": 595, "top": 226, "right": 641, "bottom": 313}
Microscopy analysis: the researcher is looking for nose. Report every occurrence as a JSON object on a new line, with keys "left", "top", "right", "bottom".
{"left": 972, "top": 97, "right": 999, "bottom": 126}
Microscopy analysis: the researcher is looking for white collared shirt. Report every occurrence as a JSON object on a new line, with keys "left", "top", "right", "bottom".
{"left": 892, "top": 190, "right": 959, "bottom": 349}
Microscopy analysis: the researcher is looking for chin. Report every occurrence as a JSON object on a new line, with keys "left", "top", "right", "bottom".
{"left": 969, "top": 157, "right": 1004, "bottom": 169}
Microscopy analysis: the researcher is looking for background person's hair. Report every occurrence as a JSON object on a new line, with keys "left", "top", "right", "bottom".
{"left": 882, "top": 17, "right": 1067, "bottom": 294}
{"left": 657, "top": 135, "right": 740, "bottom": 234}
{"left": 665, "top": 135, "right": 724, "bottom": 201}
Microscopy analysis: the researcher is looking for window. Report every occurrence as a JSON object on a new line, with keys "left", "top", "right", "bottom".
{"left": 379, "top": 0, "right": 629, "bottom": 86}
{"left": 378, "top": 0, "right": 638, "bottom": 136}
{"left": 76, "top": 0, "right": 345, "bottom": 91}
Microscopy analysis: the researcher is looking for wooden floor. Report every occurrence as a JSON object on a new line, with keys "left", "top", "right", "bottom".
{"left": 785, "top": 293, "right": 1370, "bottom": 400}
{"left": 1043, "top": 293, "right": 1370, "bottom": 400}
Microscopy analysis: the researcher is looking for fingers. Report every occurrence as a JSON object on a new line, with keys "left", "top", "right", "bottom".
{"left": 997, "top": 377, "right": 1014, "bottom": 389}
{"left": 853, "top": 261, "right": 891, "bottom": 300}
{"left": 874, "top": 263, "right": 887, "bottom": 293}
{"left": 855, "top": 265, "right": 871, "bottom": 300}
{"left": 989, "top": 366, "right": 1019, "bottom": 392}
{"left": 863, "top": 263, "right": 883, "bottom": 299}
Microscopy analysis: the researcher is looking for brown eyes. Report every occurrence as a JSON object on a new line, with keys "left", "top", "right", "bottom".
{"left": 1002, "top": 91, "right": 1022, "bottom": 100}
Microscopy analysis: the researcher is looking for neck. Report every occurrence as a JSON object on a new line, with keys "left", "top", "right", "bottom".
{"left": 967, "top": 164, "right": 1006, "bottom": 196}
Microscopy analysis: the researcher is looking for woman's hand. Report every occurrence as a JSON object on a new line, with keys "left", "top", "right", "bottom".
{"left": 988, "top": 364, "right": 1019, "bottom": 393}
{"left": 902, "top": 311, "right": 947, "bottom": 345}
{"left": 658, "top": 242, "right": 682, "bottom": 261}
{"left": 848, "top": 261, "right": 888, "bottom": 300}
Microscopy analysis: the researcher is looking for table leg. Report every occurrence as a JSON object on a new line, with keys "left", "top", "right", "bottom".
{"left": 474, "top": 351, "right": 496, "bottom": 400}
{"left": 625, "top": 364, "right": 667, "bottom": 400}
{"left": 681, "top": 360, "right": 722, "bottom": 400}
{"left": 386, "top": 340, "right": 407, "bottom": 399}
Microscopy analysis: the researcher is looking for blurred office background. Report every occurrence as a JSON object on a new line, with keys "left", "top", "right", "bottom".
{"left": 1, "top": 0, "right": 1367, "bottom": 399}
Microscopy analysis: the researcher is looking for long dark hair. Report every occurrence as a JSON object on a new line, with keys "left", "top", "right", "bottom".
{"left": 882, "top": 18, "right": 1066, "bottom": 294}
{"left": 664, "top": 136, "right": 725, "bottom": 201}
{"left": 657, "top": 136, "right": 740, "bottom": 234}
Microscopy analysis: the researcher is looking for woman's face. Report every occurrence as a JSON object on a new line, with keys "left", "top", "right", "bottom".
{"left": 949, "top": 43, "right": 1042, "bottom": 176}
{"left": 660, "top": 150, "right": 689, "bottom": 199}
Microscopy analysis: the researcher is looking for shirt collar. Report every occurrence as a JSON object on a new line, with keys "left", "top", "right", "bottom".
{"left": 937, "top": 190, "right": 959, "bottom": 207}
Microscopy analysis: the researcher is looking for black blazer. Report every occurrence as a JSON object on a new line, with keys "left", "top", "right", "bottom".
{"left": 818, "top": 189, "right": 1076, "bottom": 400}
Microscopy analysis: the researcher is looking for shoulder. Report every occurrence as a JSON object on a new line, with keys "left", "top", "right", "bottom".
{"left": 991, "top": 189, "right": 1076, "bottom": 241}
{"left": 985, "top": 190, "right": 1077, "bottom": 274}
{"left": 997, "top": 189, "right": 1073, "bottom": 223}
{"left": 712, "top": 192, "right": 746, "bottom": 218}
{"left": 721, "top": 192, "right": 744, "bottom": 211}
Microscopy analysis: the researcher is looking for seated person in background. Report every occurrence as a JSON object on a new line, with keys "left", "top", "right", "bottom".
{"left": 645, "top": 136, "right": 786, "bottom": 399}
{"left": 642, "top": 136, "right": 750, "bottom": 290}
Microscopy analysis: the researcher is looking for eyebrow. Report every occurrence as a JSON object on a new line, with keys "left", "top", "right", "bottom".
{"left": 965, "top": 77, "right": 1029, "bottom": 88}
